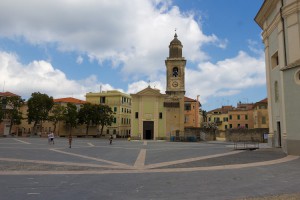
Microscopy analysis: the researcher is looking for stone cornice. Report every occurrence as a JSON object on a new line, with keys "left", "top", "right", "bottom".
{"left": 281, "top": 59, "right": 300, "bottom": 71}
{"left": 255, "top": 0, "right": 280, "bottom": 29}
{"left": 282, "top": 0, "right": 300, "bottom": 17}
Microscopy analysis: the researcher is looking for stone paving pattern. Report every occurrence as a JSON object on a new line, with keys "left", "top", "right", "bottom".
{"left": 0, "top": 137, "right": 299, "bottom": 200}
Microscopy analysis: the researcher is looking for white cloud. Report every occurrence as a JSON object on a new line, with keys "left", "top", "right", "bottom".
{"left": 184, "top": 50, "right": 265, "bottom": 104}
{"left": 0, "top": 51, "right": 118, "bottom": 100}
{"left": 0, "top": 0, "right": 223, "bottom": 79}
{"left": 76, "top": 56, "right": 83, "bottom": 64}
{"left": 0, "top": 0, "right": 265, "bottom": 106}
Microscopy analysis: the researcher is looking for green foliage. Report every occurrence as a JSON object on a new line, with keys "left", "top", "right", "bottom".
{"left": 2, "top": 96, "right": 24, "bottom": 134}
{"left": 77, "top": 103, "right": 95, "bottom": 135}
{"left": 48, "top": 104, "right": 66, "bottom": 134}
{"left": 63, "top": 103, "right": 78, "bottom": 134}
{"left": 27, "top": 92, "right": 54, "bottom": 131}
{"left": 94, "top": 104, "right": 114, "bottom": 137}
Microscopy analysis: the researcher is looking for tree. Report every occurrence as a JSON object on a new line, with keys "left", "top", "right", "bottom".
{"left": 77, "top": 103, "right": 95, "bottom": 136}
{"left": 202, "top": 110, "right": 207, "bottom": 122}
{"left": 94, "top": 104, "right": 114, "bottom": 137}
{"left": 48, "top": 104, "right": 66, "bottom": 135}
{"left": 4, "top": 96, "right": 24, "bottom": 135}
{"left": 27, "top": 92, "right": 54, "bottom": 134}
{"left": 63, "top": 103, "right": 78, "bottom": 135}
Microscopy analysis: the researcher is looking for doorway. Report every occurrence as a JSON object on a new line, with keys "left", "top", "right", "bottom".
{"left": 277, "top": 121, "right": 282, "bottom": 147}
{"left": 143, "top": 121, "right": 154, "bottom": 140}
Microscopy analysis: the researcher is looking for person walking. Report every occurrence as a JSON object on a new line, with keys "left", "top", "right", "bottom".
{"left": 109, "top": 135, "right": 113, "bottom": 145}
{"left": 50, "top": 132, "right": 54, "bottom": 144}
{"left": 68, "top": 134, "right": 73, "bottom": 148}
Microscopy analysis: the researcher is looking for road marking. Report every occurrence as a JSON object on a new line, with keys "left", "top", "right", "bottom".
{"left": 143, "top": 141, "right": 147, "bottom": 145}
{"left": 134, "top": 149, "right": 146, "bottom": 169}
{"left": 50, "top": 149, "right": 132, "bottom": 168}
{"left": 0, "top": 157, "right": 123, "bottom": 169}
{"left": 13, "top": 139, "right": 30, "bottom": 144}
{"left": 87, "top": 143, "right": 94, "bottom": 147}
{"left": 27, "top": 193, "right": 40, "bottom": 195}
{"left": 0, "top": 156, "right": 298, "bottom": 175}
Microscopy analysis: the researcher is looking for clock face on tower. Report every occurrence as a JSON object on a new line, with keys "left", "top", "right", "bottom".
{"left": 172, "top": 81, "right": 178, "bottom": 87}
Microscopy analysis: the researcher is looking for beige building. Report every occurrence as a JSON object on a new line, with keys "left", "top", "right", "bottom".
{"left": 0, "top": 92, "right": 20, "bottom": 136}
{"left": 253, "top": 98, "right": 269, "bottom": 129}
{"left": 131, "top": 33, "right": 187, "bottom": 140}
{"left": 207, "top": 106, "right": 233, "bottom": 131}
{"left": 131, "top": 87, "right": 167, "bottom": 140}
{"left": 255, "top": 0, "right": 300, "bottom": 155}
{"left": 18, "top": 97, "right": 88, "bottom": 137}
{"left": 86, "top": 90, "right": 131, "bottom": 138}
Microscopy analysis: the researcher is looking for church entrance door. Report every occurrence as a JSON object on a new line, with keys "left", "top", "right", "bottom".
{"left": 143, "top": 121, "right": 154, "bottom": 140}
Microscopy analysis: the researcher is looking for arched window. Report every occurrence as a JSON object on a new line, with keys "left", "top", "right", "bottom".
{"left": 172, "top": 67, "right": 179, "bottom": 77}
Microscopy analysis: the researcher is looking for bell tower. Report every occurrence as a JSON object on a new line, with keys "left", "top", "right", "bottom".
{"left": 165, "top": 33, "right": 186, "bottom": 95}
{"left": 165, "top": 33, "right": 186, "bottom": 136}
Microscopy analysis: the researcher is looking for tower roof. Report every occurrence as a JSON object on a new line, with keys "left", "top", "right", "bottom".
{"left": 170, "top": 33, "right": 182, "bottom": 46}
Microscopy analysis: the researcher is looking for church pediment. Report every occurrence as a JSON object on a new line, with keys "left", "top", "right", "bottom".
{"left": 135, "top": 86, "right": 163, "bottom": 96}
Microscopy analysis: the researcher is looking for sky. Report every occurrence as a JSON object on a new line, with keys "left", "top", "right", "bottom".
{"left": 0, "top": 0, "right": 265, "bottom": 111}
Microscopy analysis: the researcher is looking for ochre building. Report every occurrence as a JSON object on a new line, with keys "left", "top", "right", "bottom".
{"left": 131, "top": 33, "right": 200, "bottom": 140}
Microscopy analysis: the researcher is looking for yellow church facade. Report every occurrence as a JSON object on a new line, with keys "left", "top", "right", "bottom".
{"left": 130, "top": 33, "right": 188, "bottom": 140}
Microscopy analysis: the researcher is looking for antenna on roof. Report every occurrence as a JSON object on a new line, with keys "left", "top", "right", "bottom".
{"left": 2, "top": 81, "right": 5, "bottom": 92}
{"left": 100, "top": 85, "right": 102, "bottom": 93}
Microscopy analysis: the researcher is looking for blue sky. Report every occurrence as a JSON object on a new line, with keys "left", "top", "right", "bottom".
{"left": 0, "top": 0, "right": 265, "bottom": 111}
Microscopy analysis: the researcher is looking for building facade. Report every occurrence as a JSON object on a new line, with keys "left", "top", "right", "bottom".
{"left": 0, "top": 92, "right": 20, "bottom": 136}
{"left": 18, "top": 97, "right": 88, "bottom": 137}
{"left": 131, "top": 87, "right": 167, "bottom": 140}
{"left": 255, "top": 0, "right": 300, "bottom": 155}
{"left": 228, "top": 103, "right": 254, "bottom": 129}
{"left": 253, "top": 98, "right": 269, "bottom": 129}
{"left": 184, "top": 96, "right": 201, "bottom": 128}
{"left": 131, "top": 33, "right": 190, "bottom": 140}
{"left": 86, "top": 90, "right": 132, "bottom": 138}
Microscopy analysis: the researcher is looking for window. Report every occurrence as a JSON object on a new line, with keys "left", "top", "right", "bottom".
{"left": 135, "top": 112, "right": 138, "bottom": 119}
{"left": 185, "top": 103, "right": 191, "bottom": 111}
{"left": 159, "top": 112, "right": 163, "bottom": 119}
{"left": 245, "top": 124, "right": 248, "bottom": 129}
{"left": 114, "top": 107, "right": 117, "bottom": 112}
{"left": 237, "top": 115, "right": 240, "bottom": 120}
{"left": 100, "top": 96, "right": 106, "bottom": 104}
{"left": 223, "top": 117, "right": 228, "bottom": 122}
{"left": 295, "top": 70, "right": 300, "bottom": 85}
{"left": 237, "top": 124, "right": 240, "bottom": 128}
{"left": 184, "top": 116, "right": 189, "bottom": 123}
{"left": 113, "top": 118, "right": 116, "bottom": 123}
{"left": 271, "top": 51, "right": 279, "bottom": 69}
{"left": 225, "top": 125, "right": 228, "bottom": 129}
{"left": 172, "top": 67, "right": 179, "bottom": 77}
{"left": 245, "top": 115, "right": 248, "bottom": 120}
{"left": 229, "top": 124, "right": 232, "bottom": 128}
{"left": 262, "top": 116, "right": 266, "bottom": 124}
{"left": 229, "top": 115, "right": 232, "bottom": 120}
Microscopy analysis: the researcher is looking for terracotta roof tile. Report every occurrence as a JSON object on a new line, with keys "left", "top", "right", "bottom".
{"left": 0, "top": 91, "right": 19, "bottom": 97}
{"left": 54, "top": 97, "right": 87, "bottom": 104}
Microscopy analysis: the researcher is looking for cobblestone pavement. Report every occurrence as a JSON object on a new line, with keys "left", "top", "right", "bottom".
{"left": 0, "top": 137, "right": 299, "bottom": 200}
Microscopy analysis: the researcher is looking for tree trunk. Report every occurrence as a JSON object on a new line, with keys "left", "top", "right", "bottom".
{"left": 86, "top": 125, "right": 89, "bottom": 136}
{"left": 99, "top": 125, "right": 104, "bottom": 137}
{"left": 9, "top": 119, "right": 13, "bottom": 135}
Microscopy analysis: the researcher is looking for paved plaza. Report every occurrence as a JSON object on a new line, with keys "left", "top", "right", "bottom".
{"left": 0, "top": 137, "right": 299, "bottom": 200}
